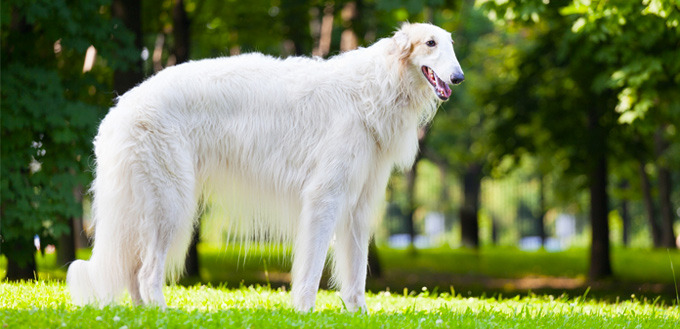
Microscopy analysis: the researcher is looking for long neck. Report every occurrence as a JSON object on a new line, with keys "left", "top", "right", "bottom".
{"left": 354, "top": 39, "right": 438, "bottom": 166}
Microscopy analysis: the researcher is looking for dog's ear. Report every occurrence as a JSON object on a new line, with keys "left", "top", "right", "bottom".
{"left": 392, "top": 30, "right": 412, "bottom": 63}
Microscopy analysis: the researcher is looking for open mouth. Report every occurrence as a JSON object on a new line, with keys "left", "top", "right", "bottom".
{"left": 421, "top": 66, "right": 452, "bottom": 101}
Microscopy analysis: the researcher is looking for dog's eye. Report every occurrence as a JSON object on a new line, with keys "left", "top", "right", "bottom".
{"left": 426, "top": 40, "right": 436, "bottom": 47}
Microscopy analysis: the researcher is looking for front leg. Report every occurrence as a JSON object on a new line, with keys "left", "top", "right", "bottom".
{"left": 332, "top": 202, "right": 371, "bottom": 313}
{"left": 332, "top": 169, "right": 390, "bottom": 313}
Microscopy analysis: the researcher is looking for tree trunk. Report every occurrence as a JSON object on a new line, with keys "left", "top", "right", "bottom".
{"left": 620, "top": 180, "right": 631, "bottom": 247}
{"left": 73, "top": 215, "right": 89, "bottom": 250}
{"left": 112, "top": 0, "right": 144, "bottom": 95}
{"left": 340, "top": 2, "right": 358, "bottom": 52}
{"left": 586, "top": 103, "right": 612, "bottom": 280}
{"left": 57, "top": 217, "right": 76, "bottom": 266}
{"left": 404, "top": 128, "right": 429, "bottom": 252}
{"left": 657, "top": 167, "right": 676, "bottom": 248}
{"left": 460, "top": 162, "right": 481, "bottom": 249}
{"left": 367, "top": 238, "right": 382, "bottom": 278}
{"left": 313, "top": 3, "right": 335, "bottom": 57}
{"left": 281, "top": 0, "right": 312, "bottom": 56}
{"left": 588, "top": 155, "right": 612, "bottom": 280}
{"left": 172, "top": 0, "right": 190, "bottom": 64}
{"left": 404, "top": 157, "right": 420, "bottom": 252}
{"left": 655, "top": 130, "right": 677, "bottom": 249}
{"left": 639, "top": 161, "right": 662, "bottom": 247}
{"left": 57, "top": 185, "right": 84, "bottom": 266}
{"left": 5, "top": 238, "right": 36, "bottom": 281}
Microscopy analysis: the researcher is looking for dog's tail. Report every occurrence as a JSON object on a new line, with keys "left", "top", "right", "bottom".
{"left": 66, "top": 223, "right": 137, "bottom": 306}
{"left": 67, "top": 111, "right": 142, "bottom": 306}
{"left": 66, "top": 259, "right": 106, "bottom": 305}
{"left": 66, "top": 239, "right": 135, "bottom": 306}
{"left": 67, "top": 177, "right": 139, "bottom": 306}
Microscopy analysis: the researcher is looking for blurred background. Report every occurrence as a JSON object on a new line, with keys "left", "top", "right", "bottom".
{"left": 2, "top": 0, "right": 679, "bottom": 303}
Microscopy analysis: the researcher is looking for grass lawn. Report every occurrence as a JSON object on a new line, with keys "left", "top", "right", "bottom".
{"left": 1, "top": 280, "right": 678, "bottom": 328}
{"left": 2, "top": 245, "right": 680, "bottom": 303}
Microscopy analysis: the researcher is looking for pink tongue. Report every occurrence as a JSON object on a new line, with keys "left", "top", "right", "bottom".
{"left": 437, "top": 78, "right": 452, "bottom": 98}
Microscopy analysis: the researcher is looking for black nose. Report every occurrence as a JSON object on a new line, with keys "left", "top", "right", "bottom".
{"left": 451, "top": 73, "right": 465, "bottom": 85}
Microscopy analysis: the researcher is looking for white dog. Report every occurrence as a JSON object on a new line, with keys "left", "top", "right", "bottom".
{"left": 67, "top": 22, "right": 464, "bottom": 312}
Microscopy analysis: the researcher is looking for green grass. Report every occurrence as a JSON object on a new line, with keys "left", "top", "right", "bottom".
{"left": 1, "top": 280, "right": 678, "bottom": 328}
{"left": 377, "top": 247, "right": 680, "bottom": 282}
{"left": 2, "top": 245, "right": 680, "bottom": 303}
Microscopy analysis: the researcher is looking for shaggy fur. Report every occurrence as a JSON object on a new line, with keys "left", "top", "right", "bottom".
{"left": 67, "top": 22, "right": 464, "bottom": 312}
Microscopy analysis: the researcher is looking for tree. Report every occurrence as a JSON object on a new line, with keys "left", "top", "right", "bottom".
{"left": 565, "top": 0, "right": 679, "bottom": 249}
{"left": 564, "top": 0, "right": 680, "bottom": 250}
{"left": 112, "top": 0, "right": 144, "bottom": 94}
{"left": 479, "top": 0, "right": 680, "bottom": 278}
{"left": 1, "top": 0, "right": 137, "bottom": 279}
{"left": 478, "top": 0, "right": 617, "bottom": 279}
{"left": 423, "top": 1, "right": 494, "bottom": 249}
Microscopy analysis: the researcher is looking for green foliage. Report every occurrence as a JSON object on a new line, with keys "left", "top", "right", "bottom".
{"left": 1, "top": 64, "right": 85, "bottom": 261}
{"left": 478, "top": 0, "right": 680, "bottom": 146}
{"left": 377, "top": 0, "right": 446, "bottom": 14}
{"left": 558, "top": 0, "right": 680, "bottom": 184}
{"left": 426, "top": 3, "right": 497, "bottom": 172}
{"left": 168, "top": 0, "right": 291, "bottom": 57}
{"left": 561, "top": 0, "right": 680, "bottom": 125}
{"left": 474, "top": 0, "right": 679, "bottom": 249}
{"left": 1, "top": 0, "right": 137, "bottom": 267}
{"left": 1, "top": 281, "right": 678, "bottom": 328}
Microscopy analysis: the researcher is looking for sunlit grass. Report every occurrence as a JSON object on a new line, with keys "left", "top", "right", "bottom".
{"left": 1, "top": 281, "right": 678, "bottom": 328}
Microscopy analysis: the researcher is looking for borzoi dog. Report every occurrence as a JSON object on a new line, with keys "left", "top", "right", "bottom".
{"left": 67, "top": 22, "right": 464, "bottom": 312}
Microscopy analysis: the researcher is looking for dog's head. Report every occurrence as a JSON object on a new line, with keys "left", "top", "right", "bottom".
{"left": 393, "top": 23, "right": 464, "bottom": 101}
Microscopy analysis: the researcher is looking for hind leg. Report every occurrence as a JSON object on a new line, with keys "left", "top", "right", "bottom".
{"left": 134, "top": 148, "right": 198, "bottom": 307}
{"left": 291, "top": 186, "right": 348, "bottom": 312}
{"left": 137, "top": 234, "right": 171, "bottom": 307}
{"left": 136, "top": 185, "right": 197, "bottom": 308}
{"left": 128, "top": 264, "right": 143, "bottom": 305}
{"left": 332, "top": 203, "right": 372, "bottom": 313}
{"left": 332, "top": 171, "right": 390, "bottom": 312}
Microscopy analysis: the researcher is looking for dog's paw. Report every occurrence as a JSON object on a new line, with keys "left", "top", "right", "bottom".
{"left": 291, "top": 288, "right": 317, "bottom": 312}
{"left": 345, "top": 303, "right": 368, "bottom": 314}
{"left": 342, "top": 293, "right": 367, "bottom": 313}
